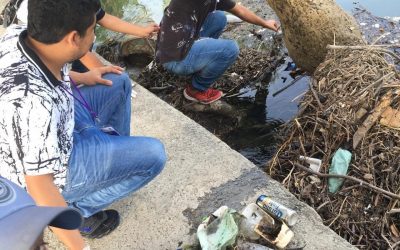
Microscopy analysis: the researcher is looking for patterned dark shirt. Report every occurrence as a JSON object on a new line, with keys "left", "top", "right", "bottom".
{"left": 156, "top": 0, "right": 236, "bottom": 64}
{"left": 0, "top": 26, "right": 74, "bottom": 190}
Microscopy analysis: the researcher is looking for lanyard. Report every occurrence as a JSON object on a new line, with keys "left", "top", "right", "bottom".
{"left": 59, "top": 77, "right": 100, "bottom": 123}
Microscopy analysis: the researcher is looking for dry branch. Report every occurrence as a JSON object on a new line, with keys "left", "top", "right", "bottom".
{"left": 294, "top": 163, "right": 400, "bottom": 200}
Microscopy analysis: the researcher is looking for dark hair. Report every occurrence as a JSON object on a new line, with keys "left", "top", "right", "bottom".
{"left": 27, "top": 0, "right": 101, "bottom": 44}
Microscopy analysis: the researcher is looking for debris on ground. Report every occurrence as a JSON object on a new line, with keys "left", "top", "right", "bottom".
{"left": 196, "top": 198, "right": 297, "bottom": 250}
{"left": 267, "top": 44, "right": 400, "bottom": 249}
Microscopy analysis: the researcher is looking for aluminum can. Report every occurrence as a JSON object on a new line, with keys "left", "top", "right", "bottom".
{"left": 256, "top": 195, "right": 298, "bottom": 226}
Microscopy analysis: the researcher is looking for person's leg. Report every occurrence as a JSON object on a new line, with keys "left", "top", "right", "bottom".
{"left": 65, "top": 77, "right": 165, "bottom": 238}
{"left": 66, "top": 72, "right": 165, "bottom": 217}
{"left": 200, "top": 11, "right": 227, "bottom": 39}
{"left": 163, "top": 38, "right": 239, "bottom": 91}
{"left": 74, "top": 73, "right": 132, "bottom": 136}
{"left": 62, "top": 130, "right": 166, "bottom": 217}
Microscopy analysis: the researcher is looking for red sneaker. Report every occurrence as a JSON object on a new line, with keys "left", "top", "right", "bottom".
{"left": 183, "top": 85, "right": 223, "bottom": 104}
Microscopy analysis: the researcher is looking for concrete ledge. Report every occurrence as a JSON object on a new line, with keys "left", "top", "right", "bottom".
{"left": 80, "top": 83, "right": 355, "bottom": 250}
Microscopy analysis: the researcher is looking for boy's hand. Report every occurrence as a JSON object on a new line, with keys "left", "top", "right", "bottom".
{"left": 141, "top": 23, "right": 160, "bottom": 37}
{"left": 82, "top": 66, "right": 124, "bottom": 86}
{"left": 264, "top": 19, "right": 280, "bottom": 32}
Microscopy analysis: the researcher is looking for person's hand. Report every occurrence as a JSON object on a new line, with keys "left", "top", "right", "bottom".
{"left": 264, "top": 19, "right": 280, "bottom": 32}
{"left": 82, "top": 65, "right": 124, "bottom": 86}
{"left": 141, "top": 23, "right": 160, "bottom": 37}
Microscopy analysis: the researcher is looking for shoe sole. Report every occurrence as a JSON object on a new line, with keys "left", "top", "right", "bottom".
{"left": 183, "top": 89, "right": 222, "bottom": 105}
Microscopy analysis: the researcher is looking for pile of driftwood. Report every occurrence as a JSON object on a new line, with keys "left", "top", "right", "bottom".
{"left": 268, "top": 45, "right": 400, "bottom": 249}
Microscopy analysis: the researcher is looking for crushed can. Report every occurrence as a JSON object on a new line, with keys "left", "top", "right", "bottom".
{"left": 256, "top": 195, "right": 298, "bottom": 226}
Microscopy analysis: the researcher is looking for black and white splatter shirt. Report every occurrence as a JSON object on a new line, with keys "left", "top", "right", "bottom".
{"left": 156, "top": 0, "right": 236, "bottom": 64}
{"left": 0, "top": 25, "right": 74, "bottom": 190}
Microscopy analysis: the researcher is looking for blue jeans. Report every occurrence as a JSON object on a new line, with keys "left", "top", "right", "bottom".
{"left": 62, "top": 73, "right": 166, "bottom": 217}
{"left": 163, "top": 11, "right": 240, "bottom": 91}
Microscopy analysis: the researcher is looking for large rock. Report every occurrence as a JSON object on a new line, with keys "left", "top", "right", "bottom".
{"left": 97, "top": 37, "right": 156, "bottom": 67}
{"left": 267, "top": 0, "right": 365, "bottom": 73}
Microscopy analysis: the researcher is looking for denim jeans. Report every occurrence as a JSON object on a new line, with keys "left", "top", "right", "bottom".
{"left": 163, "top": 11, "right": 240, "bottom": 91}
{"left": 62, "top": 73, "right": 166, "bottom": 217}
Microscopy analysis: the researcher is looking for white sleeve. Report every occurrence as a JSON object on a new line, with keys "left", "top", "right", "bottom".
{"left": 4, "top": 96, "right": 62, "bottom": 176}
{"left": 16, "top": 0, "right": 28, "bottom": 24}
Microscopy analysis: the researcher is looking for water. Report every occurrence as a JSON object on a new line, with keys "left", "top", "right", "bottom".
{"left": 336, "top": 0, "right": 400, "bottom": 17}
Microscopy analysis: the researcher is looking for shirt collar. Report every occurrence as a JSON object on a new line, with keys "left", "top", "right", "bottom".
{"left": 17, "top": 30, "right": 62, "bottom": 87}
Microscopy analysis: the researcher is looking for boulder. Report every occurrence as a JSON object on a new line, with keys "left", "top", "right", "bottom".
{"left": 266, "top": 0, "right": 365, "bottom": 73}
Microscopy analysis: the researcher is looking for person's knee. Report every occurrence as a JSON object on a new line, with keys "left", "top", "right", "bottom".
{"left": 224, "top": 40, "right": 240, "bottom": 61}
{"left": 116, "top": 73, "right": 132, "bottom": 91}
{"left": 120, "top": 73, "right": 132, "bottom": 92}
{"left": 213, "top": 11, "right": 227, "bottom": 31}
{"left": 147, "top": 138, "right": 167, "bottom": 175}
{"left": 104, "top": 72, "right": 132, "bottom": 93}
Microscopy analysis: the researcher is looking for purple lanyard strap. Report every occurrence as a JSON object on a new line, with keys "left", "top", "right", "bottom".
{"left": 59, "top": 77, "right": 100, "bottom": 122}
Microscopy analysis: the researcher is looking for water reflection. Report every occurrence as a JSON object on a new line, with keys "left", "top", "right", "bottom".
{"left": 336, "top": 0, "right": 400, "bottom": 17}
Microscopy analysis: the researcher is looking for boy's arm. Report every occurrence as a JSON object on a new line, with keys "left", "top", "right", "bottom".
{"left": 78, "top": 52, "right": 104, "bottom": 70}
{"left": 97, "top": 13, "right": 159, "bottom": 38}
{"left": 25, "top": 174, "right": 86, "bottom": 250}
{"left": 227, "top": 4, "right": 279, "bottom": 32}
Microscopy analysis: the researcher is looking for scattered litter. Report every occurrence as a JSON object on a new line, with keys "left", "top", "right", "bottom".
{"left": 256, "top": 195, "right": 298, "bottom": 226}
{"left": 197, "top": 206, "right": 240, "bottom": 250}
{"left": 328, "top": 148, "right": 352, "bottom": 193}
{"left": 197, "top": 197, "right": 297, "bottom": 250}
{"left": 254, "top": 221, "right": 293, "bottom": 249}
{"left": 299, "top": 155, "right": 322, "bottom": 172}
{"left": 240, "top": 203, "right": 272, "bottom": 240}
{"left": 373, "top": 23, "right": 380, "bottom": 28}
{"left": 241, "top": 203, "right": 294, "bottom": 249}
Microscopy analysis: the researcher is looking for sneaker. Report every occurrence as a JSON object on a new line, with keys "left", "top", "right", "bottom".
{"left": 183, "top": 85, "right": 223, "bottom": 104}
{"left": 79, "top": 209, "right": 120, "bottom": 239}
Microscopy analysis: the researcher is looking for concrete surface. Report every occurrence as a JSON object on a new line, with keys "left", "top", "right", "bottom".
{"left": 0, "top": 1, "right": 356, "bottom": 249}
{"left": 79, "top": 83, "right": 355, "bottom": 250}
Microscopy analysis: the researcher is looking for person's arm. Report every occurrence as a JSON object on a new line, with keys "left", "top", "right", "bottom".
{"left": 25, "top": 174, "right": 86, "bottom": 250}
{"left": 97, "top": 13, "right": 160, "bottom": 37}
{"left": 78, "top": 52, "right": 104, "bottom": 70}
{"left": 227, "top": 4, "right": 279, "bottom": 32}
